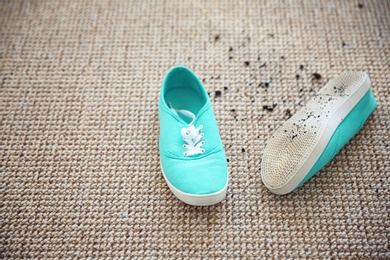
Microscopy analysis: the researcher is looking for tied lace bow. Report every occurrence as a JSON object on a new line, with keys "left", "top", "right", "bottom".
{"left": 170, "top": 104, "right": 205, "bottom": 156}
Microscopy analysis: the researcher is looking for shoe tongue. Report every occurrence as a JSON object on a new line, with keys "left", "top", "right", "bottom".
{"left": 169, "top": 103, "right": 196, "bottom": 125}
{"left": 179, "top": 112, "right": 194, "bottom": 125}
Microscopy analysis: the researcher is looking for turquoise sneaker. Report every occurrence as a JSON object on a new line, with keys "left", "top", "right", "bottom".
{"left": 261, "top": 72, "right": 376, "bottom": 195}
{"left": 158, "top": 66, "right": 228, "bottom": 206}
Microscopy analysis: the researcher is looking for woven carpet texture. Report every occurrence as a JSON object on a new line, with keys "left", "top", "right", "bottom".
{"left": 1, "top": 0, "right": 389, "bottom": 259}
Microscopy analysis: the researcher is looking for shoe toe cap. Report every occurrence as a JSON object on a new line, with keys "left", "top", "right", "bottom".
{"left": 161, "top": 151, "right": 228, "bottom": 195}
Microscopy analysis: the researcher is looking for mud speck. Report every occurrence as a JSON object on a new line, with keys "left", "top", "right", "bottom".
{"left": 312, "top": 73, "right": 322, "bottom": 80}
{"left": 259, "top": 82, "right": 270, "bottom": 88}
{"left": 241, "top": 148, "right": 245, "bottom": 152}
{"left": 285, "top": 109, "right": 292, "bottom": 118}
{"left": 263, "top": 103, "right": 277, "bottom": 112}
{"left": 231, "top": 109, "right": 236, "bottom": 112}
{"left": 259, "top": 62, "right": 267, "bottom": 68}
{"left": 227, "top": 158, "right": 229, "bottom": 162}
{"left": 296, "top": 74, "right": 300, "bottom": 79}
{"left": 229, "top": 56, "right": 233, "bottom": 60}
{"left": 299, "top": 65, "right": 304, "bottom": 70}
{"left": 229, "top": 46, "right": 233, "bottom": 52}
{"left": 214, "top": 35, "right": 220, "bottom": 42}
{"left": 358, "top": 3, "right": 364, "bottom": 8}
{"left": 215, "top": 90, "right": 222, "bottom": 97}
{"left": 224, "top": 86, "right": 228, "bottom": 90}
{"left": 244, "top": 61, "right": 250, "bottom": 67}
{"left": 342, "top": 41, "right": 347, "bottom": 47}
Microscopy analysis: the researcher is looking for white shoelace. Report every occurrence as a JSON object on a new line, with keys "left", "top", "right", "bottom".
{"left": 169, "top": 104, "right": 205, "bottom": 156}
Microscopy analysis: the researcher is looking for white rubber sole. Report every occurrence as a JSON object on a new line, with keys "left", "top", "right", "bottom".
{"left": 160, "top": 163, "right": 228, "bottom": 206}
{"left": 265, "top": 73, "right": 371, "bottom": 195}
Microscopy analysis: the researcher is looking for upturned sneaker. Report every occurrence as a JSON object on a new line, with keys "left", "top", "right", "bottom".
{"left": 261, "top": 71, "right": 377, "bottom": 195}
{"left": 158, "top": 65, "right": 228, "bottom": 206}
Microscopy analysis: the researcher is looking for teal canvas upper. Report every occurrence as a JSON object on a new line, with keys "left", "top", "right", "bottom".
{"left": 159, "top": 66, "right": 228, "bottom": 195}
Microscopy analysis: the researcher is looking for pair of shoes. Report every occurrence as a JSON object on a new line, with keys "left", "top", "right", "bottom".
{"left": 158, "top": 66, "right": 376, "bottom": 205}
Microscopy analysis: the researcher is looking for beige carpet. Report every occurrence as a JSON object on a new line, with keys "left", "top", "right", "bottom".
{"left": 1, "top": 0, "right": 389, "bottom": 258}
